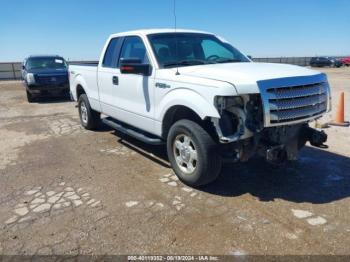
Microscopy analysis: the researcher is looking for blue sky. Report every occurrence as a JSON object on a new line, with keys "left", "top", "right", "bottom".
{"left": 1, "top": 0, "right": 349, "bottom": 62}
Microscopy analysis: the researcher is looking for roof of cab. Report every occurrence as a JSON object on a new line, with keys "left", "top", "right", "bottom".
{"left": 24, "top": 55, "right": 64, "bottom": 60}
{"left": 109, "top": 28, "right": 213, "bottom": 38}
{"left": 26, "top": 55, "right": 64, "bottom": 59}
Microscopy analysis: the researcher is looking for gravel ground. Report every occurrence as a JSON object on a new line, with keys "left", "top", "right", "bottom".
{"left": 0, "top": 67, "right": 349, "bottom": 256}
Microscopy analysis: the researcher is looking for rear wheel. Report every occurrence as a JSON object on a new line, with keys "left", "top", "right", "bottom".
{"left": 78, "top": 94, "right": 100, "bottom": 130}
{"left": 167, "top": 119, "right": 222, "bottom": 187}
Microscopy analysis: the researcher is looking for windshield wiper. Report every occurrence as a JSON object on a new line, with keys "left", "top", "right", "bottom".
{"left": 163, "top": 60, "right": 207, "bottom": 68}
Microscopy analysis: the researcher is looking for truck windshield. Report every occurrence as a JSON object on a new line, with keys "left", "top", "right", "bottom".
{"left": 148, "top": 33, "right": 250, "bottom": 68}
{"left": 26, "top": 57, "right": 67, "bottom": 70}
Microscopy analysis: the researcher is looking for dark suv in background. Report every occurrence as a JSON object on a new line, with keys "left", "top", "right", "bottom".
{"left": 309, "top": 56, "right": 343, "bottom": 68}
{"left": 22, "top": 55, "right": 69, "bottom": 102}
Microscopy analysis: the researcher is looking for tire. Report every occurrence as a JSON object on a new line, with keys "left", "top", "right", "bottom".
{"left": 78, "top": 94, "right": 100, "bottom": 130}
{"left": 26, "top": 90, "right": 34, "bottom": 103}
{"left": 167, "top": 119, "right": 222, "bottom": 187}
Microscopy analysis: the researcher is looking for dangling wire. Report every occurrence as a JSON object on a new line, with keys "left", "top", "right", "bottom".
{"left": 174, "top": 0, "right": 180, "bottom": 75}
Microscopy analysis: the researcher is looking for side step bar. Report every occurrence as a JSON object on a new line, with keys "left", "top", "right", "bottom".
{"left": 102, "top": 117, "right": 164, "bottom": 145}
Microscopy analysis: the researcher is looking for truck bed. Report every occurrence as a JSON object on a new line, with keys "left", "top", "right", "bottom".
{"left": 68, "top": 61, "right": 98, "bottom": 66}
{"left": 69, "top": 63, "right": 99, "bottom": 102}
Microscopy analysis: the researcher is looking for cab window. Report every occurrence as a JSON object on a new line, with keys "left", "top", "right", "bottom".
{"left": 118, "top": 36, "right": 149, "bottom": 66}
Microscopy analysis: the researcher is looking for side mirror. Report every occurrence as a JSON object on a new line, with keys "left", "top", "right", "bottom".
{"left": 22, "top": 65, "right": 25, "bottom": 70}
{"left": 120, "top": 58, "right": 152, "bottom": 76}
{"left": 247, "top": 55, "right": 253, "bottom": 60}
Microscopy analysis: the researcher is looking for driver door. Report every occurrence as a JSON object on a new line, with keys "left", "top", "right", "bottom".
{"left": 113, "top": 36, "right": 156, "bottom": 134}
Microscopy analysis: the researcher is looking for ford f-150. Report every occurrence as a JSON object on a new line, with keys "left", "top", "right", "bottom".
{"left": 69, "top": 29, "right": 330, "bottom": 187}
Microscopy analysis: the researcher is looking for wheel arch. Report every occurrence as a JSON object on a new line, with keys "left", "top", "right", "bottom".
{"left": 157, "top": 89, "right": 220, "bottom": 121}
{"left": 76, "top": 84, "right": 86, "bottom": 99}
{"left": 158, "top": 89, "right": 220, "bottom": 139}
{"left": 71, "top": 74, "right": 88, "bottom": 101}
{"left": 161, "top": 105, "right": 218, "bottom": 140}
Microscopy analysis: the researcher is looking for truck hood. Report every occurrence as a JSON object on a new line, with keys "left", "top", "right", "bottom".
{"left": 178, "top": 62, "right": 321, "bottom": 94}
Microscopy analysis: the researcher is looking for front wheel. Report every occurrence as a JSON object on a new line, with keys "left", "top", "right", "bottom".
{"left": 167, "top": 119, "right": 222, "bottom": 187}
{"left": 78, "top": 94, "right": 100, "bottom": 130}
{"left": 26, "top": 90, "right": 34, "bottom": 103}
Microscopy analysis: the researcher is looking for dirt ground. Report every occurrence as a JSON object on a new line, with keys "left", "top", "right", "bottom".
{"left": 0, "top": 67, "right": 349, "bottom": 257}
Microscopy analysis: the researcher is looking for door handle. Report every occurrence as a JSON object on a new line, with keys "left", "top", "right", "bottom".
{"left": 112, "top": 76, "right": 119, "bottom": 85}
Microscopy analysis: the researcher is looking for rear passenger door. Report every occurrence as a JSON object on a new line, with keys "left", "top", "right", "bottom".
{"left": 97, "top": 37, "right": 124, "bottom": 118}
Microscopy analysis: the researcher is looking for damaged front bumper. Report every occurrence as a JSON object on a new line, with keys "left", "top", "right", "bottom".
{"left": 216, "top": 123, "right": 328, "bottom": 164}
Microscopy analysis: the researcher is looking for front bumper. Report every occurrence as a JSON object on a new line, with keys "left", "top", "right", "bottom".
{"left": 219, "top": 124, "right": 328, "bottom": 164}
{"left": 26, "top": 83, "right": 69, "bottom": 94}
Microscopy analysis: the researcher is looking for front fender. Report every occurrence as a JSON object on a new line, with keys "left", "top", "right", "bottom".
{"left": 156, "top": 88, "right": 220, "bottom": 121}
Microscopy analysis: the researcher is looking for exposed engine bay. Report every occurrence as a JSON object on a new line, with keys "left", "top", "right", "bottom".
{"left": 212, "top": 95, "right": 328, "bottom": 164}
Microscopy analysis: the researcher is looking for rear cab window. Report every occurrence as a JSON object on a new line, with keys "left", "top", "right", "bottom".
{"left": 102, "top": 37, "right": 124, "bottom": 68}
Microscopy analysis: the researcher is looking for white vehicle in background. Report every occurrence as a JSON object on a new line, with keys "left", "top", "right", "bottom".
{"left": 69, "top": 29, "right": 330, "bottom": 187}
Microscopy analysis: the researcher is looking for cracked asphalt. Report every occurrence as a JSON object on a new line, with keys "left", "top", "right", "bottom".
{"left": 0, "top": 67, "right": 350, "bottom": 256}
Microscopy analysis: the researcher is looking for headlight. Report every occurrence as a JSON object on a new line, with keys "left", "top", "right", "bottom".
{"left": 26, "top": 73, "right": 35, "bottom": 84}
{"left": 215, "top": 96, "right": 244, "bottom": 109}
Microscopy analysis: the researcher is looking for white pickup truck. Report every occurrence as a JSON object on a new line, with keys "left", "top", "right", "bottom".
{"left": 69, "top": 29, "right": 330, "bottom": 186}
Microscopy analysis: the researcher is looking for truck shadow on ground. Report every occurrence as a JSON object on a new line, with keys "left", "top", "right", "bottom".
{"left": 112, "top": 129, "right": 350, "bottom": 204}
{"left": 112, "top": 129, "right": 170, "bottom": 168}
{"left": 34, "top": 94, "right": 71, "bottom": 104}
{"left": 203, "top": 146, "right": 350, "bottom": 204}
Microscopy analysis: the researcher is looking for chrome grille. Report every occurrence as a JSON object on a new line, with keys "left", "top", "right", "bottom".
{"left": 267, "top": 83, "right": 327, "bottom": 100}
{"left": 270, "top": 102, "right": 327, "bottom": 122}
{"left": 258, "top": 74, "right": 330, "bottom": 127}
{"left": 269, "top": 93, "right": 327, "bottom": 111}
{"left": 35, "top": 74, "right": 68, "bottom": 85}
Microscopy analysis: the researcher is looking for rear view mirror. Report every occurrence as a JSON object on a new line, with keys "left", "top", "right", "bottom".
{"left": 120, "top": 58, "right": 152, "bottom": 76}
